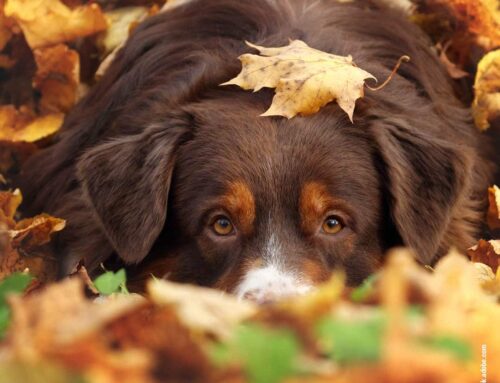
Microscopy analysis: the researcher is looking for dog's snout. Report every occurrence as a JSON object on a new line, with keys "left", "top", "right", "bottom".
{"left": 235, "top": 264, "right": 314, "bottom": 304}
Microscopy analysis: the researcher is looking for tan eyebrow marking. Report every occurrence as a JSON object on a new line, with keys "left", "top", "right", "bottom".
{"left": 223, "top": 180, "right": 256, "bottom": 235}
{"left": 299, "top": 181, "right": 334, "bottom": 235}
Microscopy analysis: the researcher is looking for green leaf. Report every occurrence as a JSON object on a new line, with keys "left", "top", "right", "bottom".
{"left": 350, "top": 273, "right": 378, "bottom": 302}
{"left": 209, "top": 324, "right": 300, "bottom": 383}
{"left": 0, "top": 272, "right": 33, "bottom": 338}
{"left": 419, "top": 335, "right": 472, "bottom": 361}
{"left": 0, "top": 273, "right": 33, "bottom": 305}
{"left": 316, "top": 316, "right": 385, "bottom": 365}
{"left": 93, "top": 269, "right": 127, "bottom": 295}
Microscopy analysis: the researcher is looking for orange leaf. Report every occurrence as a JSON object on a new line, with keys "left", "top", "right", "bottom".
{"left": 4, "top": 0, "right": 108, "bottom": 49}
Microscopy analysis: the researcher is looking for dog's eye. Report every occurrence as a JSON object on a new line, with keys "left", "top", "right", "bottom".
{"left": 322, "top": 216, "right": 344, "bottom": 234}
{"left": 212, "top": 216, "right": 234, "bottom": 236}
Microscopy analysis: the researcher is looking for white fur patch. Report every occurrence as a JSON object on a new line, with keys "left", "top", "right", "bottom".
{"left": 234, "top": 264, "right": 313, "bottom": 303}
{"left": 235, "top": 234, "right": 314, "bottom": 303}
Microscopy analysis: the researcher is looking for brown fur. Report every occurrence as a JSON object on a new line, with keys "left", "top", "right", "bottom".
{"left": 16, "top": 0, "right": 493, "bottom": 289}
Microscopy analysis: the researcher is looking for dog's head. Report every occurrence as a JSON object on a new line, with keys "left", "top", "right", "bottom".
{"left": 77, "top": 85, "right": 471, "bottom": 303}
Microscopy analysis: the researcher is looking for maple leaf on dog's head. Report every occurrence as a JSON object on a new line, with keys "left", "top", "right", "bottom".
{"left": 222, "top": 40, "right": 377, "bottom": 121}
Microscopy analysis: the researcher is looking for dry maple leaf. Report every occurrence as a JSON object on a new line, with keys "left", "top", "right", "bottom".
{"left": 221, "top": 40, "right": 377, "bottom": 121}
{"left": 472, "top": 50, "right": 500, "bottom": 131}
{"left": 0, "top": 105, "right": 63, "bottom": 142}
{"left": 468, "top": 239, "right": 500, "bottom": 273}
{"left": 33, "top": 44, "right": 80, "bottom": 114}
{"left": 487, "top": 185, "right": 500, "bottom": 231}
{"left": 4, "top": 0, "right": 107, "bottom": 49}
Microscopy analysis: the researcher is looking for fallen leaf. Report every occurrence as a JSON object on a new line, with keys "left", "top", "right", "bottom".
{"left": 0, "top": 189, "right": 63, "bottom": 282}
{"left": 0, "top": 0, "right": 14, "bottom": 51}
{"left": 10, "top": 213, "right": 65, "bottom": 249}
{"left": 0, "top": 188, "right": 21, "bottom": 225}
{"left": 98, "top": 6, "right": 149, "bottom": 56}
{"left": 33, "top": 44, "right": 80, "bottom": 114}
{"left": 4, "top": 0, "right": 108, "bottom": 49}
{"left": 0, "top": 105, "right": 63, "bottom": 142}
{"left": 487, "top": 185, "right": 500, "bottom": 230}
{"left": 472, "top": 50, "right": 500, "bottom": 131}
{"left": 221, "top": 40, "right": 376, "bottom": 121}
{"left": 468, "top": 239, "right": 500, "bottom": 273}
{"left": 93, "top": 269, "right": 128, "bottom": 296}
{"left": 439, "top": 0, "right": 500, "bottom": 51}
{"left": 148, "top": 279, "right": 257, "bottom": 340}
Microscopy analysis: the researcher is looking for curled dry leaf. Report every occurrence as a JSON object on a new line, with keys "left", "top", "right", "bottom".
{"left": 0, "top": 189, "right": 64, "bottom": 281}
{"left": 4, "top": 0, "right": 108, "bottom": 49}
{"left": 472, "top": 50, "right": 500, "bottom": 131}
{"left": 0, "top": 105, "right": 63, "bottom": 142}
{"left": 33, "top": 44, "right": 80, "bottom": 114}
{"left": 148, "top": 278, "right": 257, "bottom": 340}
{"left": 487, "top": 184, "right": 500, "bottom": 230}
{"left": 221, "top": 40, "right": 376, "bottom": 121}
{"left": 468, "top": 239, "right": 500, "bottom": 273}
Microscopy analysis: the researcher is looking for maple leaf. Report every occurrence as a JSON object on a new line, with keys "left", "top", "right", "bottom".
{"left": 4, "top": 0, "right": 108, "bottom": 49}
{"left": 487, "top": 185, "right": 500, "bottom": 231}
{"left": 221, "top": 40, "right": 377, "bottom": 121}
{"left": 472, "top": 50, "right": 500, "bottom": 131}
{"left": 33, "top": 44, "right": 80, "bottom": 114}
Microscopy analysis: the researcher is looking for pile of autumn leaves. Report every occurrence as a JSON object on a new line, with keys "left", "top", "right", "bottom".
{"left": 0, "top": 0, "right": 499, "bottom": 382}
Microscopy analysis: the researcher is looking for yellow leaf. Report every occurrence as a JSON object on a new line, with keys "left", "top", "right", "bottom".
{"left": 221, "top": 40, "right": 376, "bottom": 121}
{"left": 487, "top": 185, "right": 500, "bottom": 231}
{"left": 0, "top": 106, "right": 63, "bottom": 142}
{"left": 4, "top": 0, "right": 108, "bottom": 49}
{"left": 472, "top": 49, "right": 500, "bottom": 131}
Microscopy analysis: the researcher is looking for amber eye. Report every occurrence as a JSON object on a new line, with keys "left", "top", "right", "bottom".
{"left": 212, "top": 216, "right": 234, "bottom": 236}
{"left": 322, "top": 216, "right": 344, "bottom": 234}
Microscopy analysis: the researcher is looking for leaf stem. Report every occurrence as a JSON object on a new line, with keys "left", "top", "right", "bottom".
{"left": 366, "top": 55, "right": 410, "bottom": 91}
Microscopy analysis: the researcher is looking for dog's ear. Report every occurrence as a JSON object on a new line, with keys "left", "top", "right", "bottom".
{"left": 76, "top": 113, "right": 190, "bottom": 264}
{"left": 372, "top": 119, "right": 472, "bottom": 264}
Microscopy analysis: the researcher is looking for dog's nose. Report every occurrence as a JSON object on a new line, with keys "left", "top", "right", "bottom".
{"left": 243, "top": 290, "right": 281, "bottom": 305}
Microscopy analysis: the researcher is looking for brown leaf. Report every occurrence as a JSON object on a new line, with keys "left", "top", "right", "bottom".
{"left": 0, "top": 188, "right": 21, "bottom": 224}
{"left": 33, "top": 44, "right": 80, "bottom": 114}
{"left": 487, "top": 185, "right": 500, "bottom": 230}
{"left": 4, "top": 0, "right": 108, "bottom": 49}
{"left": 468, "top": 239, "right": 500, "bottom": 273}
{"left": 10, "top": 213, "right": 65, "bottom": 249}
{"left": 221, "top": 40, "right": 376, "bottom": 121}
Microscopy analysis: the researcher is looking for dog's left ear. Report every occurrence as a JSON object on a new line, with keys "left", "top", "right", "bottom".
{"left": 76, "top": 113, "right": 190, "bottom": 264}
{"left": 371, "top": 119, "right": 472, "bottom": 264}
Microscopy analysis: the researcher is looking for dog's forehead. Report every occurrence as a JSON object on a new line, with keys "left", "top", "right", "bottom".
{"left": 174, "top": 97, "right": 379, "bottom": 209}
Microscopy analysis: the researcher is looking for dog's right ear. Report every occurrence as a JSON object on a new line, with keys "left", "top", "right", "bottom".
{"left": 76, "top": 113, "right": 191, "bottom": 264}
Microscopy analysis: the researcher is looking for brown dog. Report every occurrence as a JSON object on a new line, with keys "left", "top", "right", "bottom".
{"left": 18, "top": 0, "right": 492, "bottom": 302}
